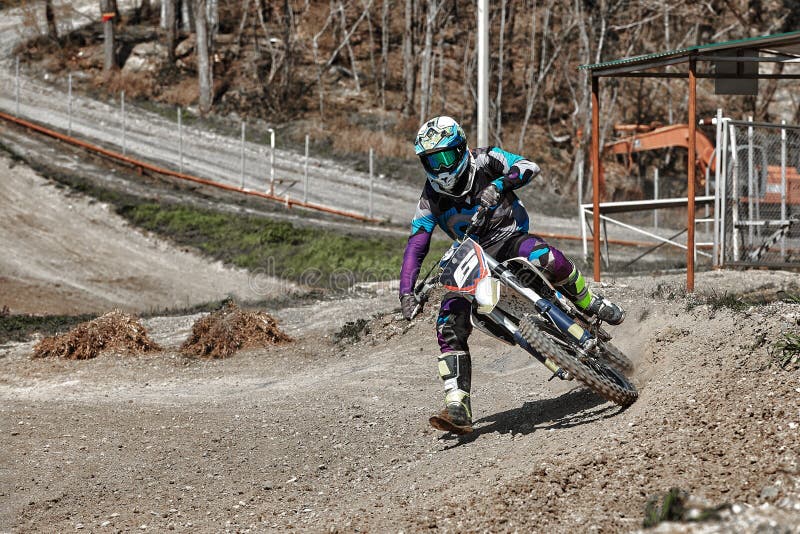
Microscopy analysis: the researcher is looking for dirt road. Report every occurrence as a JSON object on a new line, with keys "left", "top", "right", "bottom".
{"left": 1, "top": 271, "right": 798, "bottom": 532}
{"left": 0, "top": 152, "right": 288, "bottom": 314}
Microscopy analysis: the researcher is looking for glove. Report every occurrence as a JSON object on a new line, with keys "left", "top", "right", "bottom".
{"left": 400, "top": 293, "right": 421, "bottom": 320}
{"left": 479, "top": 183, "right": 501, "bottom": 207}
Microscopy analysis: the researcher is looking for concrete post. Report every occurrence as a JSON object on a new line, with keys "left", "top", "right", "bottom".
{"left": 121, "top": 91, "right": 126, "bottom": 155}
{"left": 304, "top": 134, "right": 309, "bottom": 203}
{"left": 68, "top": 73, "right": 73, "bottom": 136}
{"left": 369, "top": 147, "right": 374, "bottom": 219}
{"left": 240, "top": 121, "right": 246, "bottom": 189}
{"left": 267, "top": 128, "right": 275, "bottom": 195}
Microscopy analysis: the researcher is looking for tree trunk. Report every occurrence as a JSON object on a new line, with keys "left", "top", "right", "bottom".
{"left": 401, "top": 0, "right": 416, "bottom": 117}
{"left": 281, "top": 0, "right": 294, "bottom": 102}
{"left": 207, "top": 0, "right": 218, "bottom": 41}
{"left": 338, "top": 1, "right": 361, "bottom": 93}
{"left": 164, "top": 0, "right": 177, "bottom": 63}
{"left": 494, "top": 0, "right": 507, "bottom": 145}
{"left": 100, "top": 0, "right": 116, "bottom": 72}
{"left": 181, "top": 0, "right": 195, "bottom": 32}
{"left": 194, "top": 0, "right": 213, "bottom": 114}
{"left": 380, "top": 0, "right": 390, "bottom": 121}
{"left": 45, "top": 0, "right": 58, "bottom": 40}
{"left": 418, "top": 0, "right": 438, "bottom": 122}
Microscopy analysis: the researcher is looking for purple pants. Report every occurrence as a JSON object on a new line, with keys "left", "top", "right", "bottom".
{"left": 436, "top": 233, "right": 574, "bottom": 353}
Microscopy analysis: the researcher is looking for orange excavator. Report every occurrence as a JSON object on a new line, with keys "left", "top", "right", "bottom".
{"left": 603, "top": 123, "right": 800, "bottom": 205}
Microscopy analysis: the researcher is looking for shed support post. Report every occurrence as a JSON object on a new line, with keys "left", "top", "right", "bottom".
{"left": 687, "top": 58, "right": 697, "bottom": 292}
{"left": 591, "top": 76, "right": 602, "bottom": 282}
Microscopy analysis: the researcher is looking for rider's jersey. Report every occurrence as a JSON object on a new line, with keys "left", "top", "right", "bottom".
{"left": 399, "top": 146, "right": 541, "bottom": 296}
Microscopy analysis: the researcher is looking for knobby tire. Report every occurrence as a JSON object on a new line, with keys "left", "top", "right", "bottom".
{"left": 519, "top": 316, "right": 638, "bottom": 407}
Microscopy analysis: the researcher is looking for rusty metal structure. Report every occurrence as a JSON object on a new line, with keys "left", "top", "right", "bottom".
{"left": 580, "top": 30, "right": 800, "bottom": 291}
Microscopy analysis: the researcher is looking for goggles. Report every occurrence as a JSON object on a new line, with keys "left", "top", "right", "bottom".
{"left": 421, "top": 145, "right": 465, "bottom": 173}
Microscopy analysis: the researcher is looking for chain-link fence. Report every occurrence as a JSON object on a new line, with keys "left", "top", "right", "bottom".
{"left": 0, "top": 60, "right": 419, "bottom": 223}
{"left": 719, "top": 118, "right": 800, "bottom": 267}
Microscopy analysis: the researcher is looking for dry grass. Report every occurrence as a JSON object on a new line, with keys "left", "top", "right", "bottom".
{"left": 32, "top": 310, "right": 161, "bottom": 360}
{"left": 180, "top": 302, "right": 292, "bottom": 359}
{"left": 101, "top": 71, "right": 158, "bottom": 100}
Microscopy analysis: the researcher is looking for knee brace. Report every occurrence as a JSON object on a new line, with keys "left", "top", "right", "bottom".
{"left": 437, "top": 350, "right": 472, "bottom": 394}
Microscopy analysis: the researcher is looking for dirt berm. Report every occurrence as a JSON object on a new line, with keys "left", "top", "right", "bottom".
{"left": 1, "top": 270, "right": 799, "bottom": 532}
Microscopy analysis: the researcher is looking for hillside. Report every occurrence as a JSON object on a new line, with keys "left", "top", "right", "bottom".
{"left": 19, "top": 0, "right": 800, "bottom": 199}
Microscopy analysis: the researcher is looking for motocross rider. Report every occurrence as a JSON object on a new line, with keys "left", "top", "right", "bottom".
{"left": 400, "top": 116, "right": 625, "bottom": 435}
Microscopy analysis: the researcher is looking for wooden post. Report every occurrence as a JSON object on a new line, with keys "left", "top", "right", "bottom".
{"left": 687, "top": 58, "right": 697, "bottom": 292}
{"left": 591, "top": 75, "right": 602, "bottom": 281}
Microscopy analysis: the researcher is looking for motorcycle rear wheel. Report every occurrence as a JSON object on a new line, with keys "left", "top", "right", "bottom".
{"left": 519, "top": 316, "right": 638, "bottom": 407}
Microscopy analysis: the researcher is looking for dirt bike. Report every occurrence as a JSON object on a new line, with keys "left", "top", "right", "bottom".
{"left": 411, "top": 206, "right": 638, "bottom": 407}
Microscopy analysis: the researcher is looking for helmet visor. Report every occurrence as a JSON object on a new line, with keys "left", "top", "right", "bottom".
{"left": 420, "top": 145, "right": 465, "bottom": 173}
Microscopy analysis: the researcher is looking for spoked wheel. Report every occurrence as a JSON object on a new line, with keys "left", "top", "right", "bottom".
{"left": 597, "top": 340, "right": 634, "bottom": 374}
{"left": 519, "top": 316, "right": 638, "bottom": 407}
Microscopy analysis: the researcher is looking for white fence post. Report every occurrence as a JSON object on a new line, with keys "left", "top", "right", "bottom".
{"left": 781, "top": 119, "right": 787, "bottom": 260}
{"left": 578, "top": 163, "right": 587, "bottom": 260}
{"left": 67, "top": 72, "right": 72, "bottom": 136}
{"left": 747, "top": 115, "right": 755, "bottom": 246}
{"left": 304, "top": 134, "right": 309, "bottom": 203}
{"left": 653, "top": 168, "right": 659, "bottom": 229}
{"left": 68, "top": 73, "right": 73, "bottom": 136}
{"left": 15, "top": 56, "right": 19, "bottom": 116}
{"left": 178, "top": 107, "right": 183, "bottom": 173}
{"left": 240, "top": 121, "right": 246, "bottom": 189}
{"left": 369, "top": 147, "right": 374, "bottom": 219}
{"left": 121, "top": 91, "right": 126, "bottom": 155}
{"left": 713, "top": 108, "right": 722, "bottom": 266}
{"left": 267, "top": 128, "right": 275, "bottom": 195}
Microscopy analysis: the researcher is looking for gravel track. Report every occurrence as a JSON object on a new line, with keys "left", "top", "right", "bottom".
{"left": 1, "top": 271, "right": 799, "bottom": 532}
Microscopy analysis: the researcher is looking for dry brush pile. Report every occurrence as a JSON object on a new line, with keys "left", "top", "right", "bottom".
{"left": 32, "top": 310, "right": 161, "bottom": 360}
{"left": 180, "top": 301, "right": 292, "bottom": 359}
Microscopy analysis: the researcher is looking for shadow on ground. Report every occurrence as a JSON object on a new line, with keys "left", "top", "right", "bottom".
{"left": 440, "top": 387, "right": 620, "bottom": 448}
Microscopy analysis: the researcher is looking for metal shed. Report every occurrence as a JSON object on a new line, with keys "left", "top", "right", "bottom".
{"left": 579, "top": 30, "right": 800, "bottom": 291}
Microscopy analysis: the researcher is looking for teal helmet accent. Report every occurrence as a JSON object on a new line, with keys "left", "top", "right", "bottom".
{"left": 414, "top": 116, "right": 474, "bottom": 197}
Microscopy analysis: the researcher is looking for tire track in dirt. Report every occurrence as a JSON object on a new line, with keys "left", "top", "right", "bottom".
{"left": 1, "top": 272, "right": 798, "bottom": 532}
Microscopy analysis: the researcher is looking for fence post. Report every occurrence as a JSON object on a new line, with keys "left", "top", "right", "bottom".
{"left": 578, "top": 163, "right": 587, "bottom": 261}
{"left": 68, "top": 73, "right": 73, "bottom": 136}
{"left": 15, "top": 56, "right": 19, "bottom": 116}
{"left": 178, "top": 107, "right": 183, "bottom": 173}
{"left": 369, "top": 147, "right": 374, "bottom": 218}
{"left": 121, "top": 91, "right": 126, "bottom": 155}
{"left": 653, "top": 168, "right": 659, "bottom": 229}
{"left": 747, "top": 116, "right": 755, "bottom": 247}
{"left": 304, "top": 134, "right": 309, "bottom": 203}
{"left": 781, "top": 119, "right": 787, "bottom": 260}
{"left": 712, "top": 108, "right": 722, "bottom": 266}
{"left": 240, "top": 121, "right": 246, "bottom": 189}
{"left": 267, "top": 128, "right": 275, "bottom": 195}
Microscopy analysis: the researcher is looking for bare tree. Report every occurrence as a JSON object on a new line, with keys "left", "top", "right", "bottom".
{"left": 380, "top": 0, "right": 391, "bottom": 120}
{"left": 100, "top": 0, "right": 116, "bottom": 72}
{"left": 194, "top": 0, "right": 213, "bottom": 114}
{"left": 164, "top": 0, "right": 177, "bottom": 63}
{"left": 44, "top": 0, "right": 58, "bottom": 40}
{"left": 401, "top": 0, "right": 416, "bottom": 117}
{"left": 493, "top": 0, "right": 507, "bottom": 144}
{"left": 337, "top": 1, "right": 361, "bottom": 93}
{"left": 418, "top": 0, "right": 440, "bottom": 121}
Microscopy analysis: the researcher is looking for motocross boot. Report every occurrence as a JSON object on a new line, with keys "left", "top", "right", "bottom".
{"left": 429, "top": 351, "right": 473, "bottom": 435}
{"left": 556, "top": 267, "right": 625, "bottom": 325}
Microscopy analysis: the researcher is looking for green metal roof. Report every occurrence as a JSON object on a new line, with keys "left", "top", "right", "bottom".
{"left": 579, "top": 30, "right": 800, "bottom": 72}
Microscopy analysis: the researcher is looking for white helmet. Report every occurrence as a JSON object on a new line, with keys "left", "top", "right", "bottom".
{"left": 414, "top": 116, "right": 474, "bottom": 197}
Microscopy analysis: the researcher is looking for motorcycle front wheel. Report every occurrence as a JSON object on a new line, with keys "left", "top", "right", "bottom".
{"left": 519, "top": 315, "right": 638, "bottom": 407}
